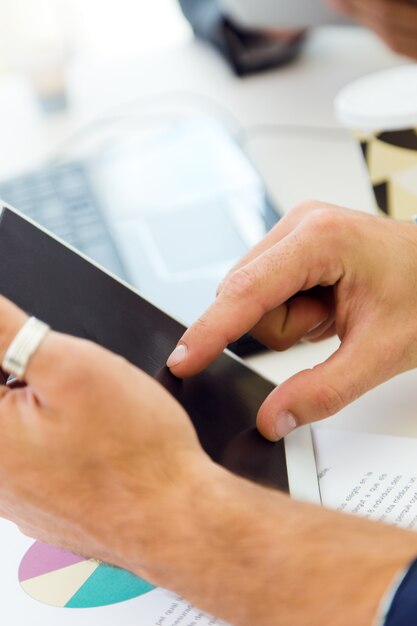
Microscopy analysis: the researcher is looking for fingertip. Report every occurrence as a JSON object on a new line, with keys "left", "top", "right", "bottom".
{"left": 256, "top": 381, "right": 303, "bottom": 441}
{"left": 256, "top": 403, "right": 280, "bottom": 441}
{"left": 166, "top": 344, "right": 188, "bottom": 369}
{"left": 257, "top": 405, "right": 298, "bottom": 442}
{"left": 166, "top": 343, "right": 203, "bottom": 378}
{"left": 167, "top": 362, "right": 193, "bottom": 379}
{"left": 256, "top": 419, "right": 280, "bottom": 442}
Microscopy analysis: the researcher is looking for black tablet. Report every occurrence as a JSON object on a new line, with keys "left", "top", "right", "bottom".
{"left": 0, "top": 204, "right": 319, "bottom": 499}
{"left": 0, "top": 203, "right": 320, "bottom": 625}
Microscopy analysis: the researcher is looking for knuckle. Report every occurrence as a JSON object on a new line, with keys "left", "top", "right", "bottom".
{"left": 192, "top": 314, "right": 212, "bottom": 337}
{"left": 64, "top": 336, "right": 97, "bottom": 367}
{"left": 216, "top": 275, "right": 228, "bottom": 297}
{"left": 285, "top": 198, "right": 323, "bottom": 221}
{"left": 223, "top": 267, "right": 257, "bottom": 299}
{"left": 291, "top": 199, "right": 322, "bottom": 218}
{"left": 313, "top": 382, "right": 346, "bottom": 416}
{"left": 305, "top": 207, "right": 333, "bottom": 229}
{"left": 47, "top": 337, "right": 104, "bottom": 391}
{"left": 304, "top": 208, "right": 346, "bottom": 239}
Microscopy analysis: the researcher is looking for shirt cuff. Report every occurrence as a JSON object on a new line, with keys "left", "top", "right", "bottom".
{"left": 377, "top": 559, "right": 417, "bottom": 626}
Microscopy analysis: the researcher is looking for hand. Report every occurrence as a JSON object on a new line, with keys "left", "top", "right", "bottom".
{"left": 329, "top": 0, "right": 417, "bottom": 59}
{"left": 167, "top": 202, "right": 417, "bottom": 440}
{"left": 2, "top": 296, "right": 417, "bottom": 626}
{"left": 0, "top": 297, "right": 206, "bottom": 572}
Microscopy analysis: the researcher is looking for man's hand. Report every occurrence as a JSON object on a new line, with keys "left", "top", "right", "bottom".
{"left": 0, "top": 296, "right": 206, "bottom": 569}
{"left": 167, "top": 202, "right": 417, "bottom": 440}
{"left": 329, "top": 0, "right": 417, "bottom": 59}
{"left": 2, "top": 295, "right": 417, "bottom": 625}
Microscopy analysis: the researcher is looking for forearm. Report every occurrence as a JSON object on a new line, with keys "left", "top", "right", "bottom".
{"left": 105, "top": 459, "right": 417, "bottom": 626}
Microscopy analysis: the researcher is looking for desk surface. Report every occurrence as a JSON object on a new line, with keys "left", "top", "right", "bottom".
{"left": 1, "top": 25, "right": 416, "bottom": 440}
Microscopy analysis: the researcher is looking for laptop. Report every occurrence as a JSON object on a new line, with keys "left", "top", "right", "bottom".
{"left": 0, "top": 118, "right": 280, "bottom": 356}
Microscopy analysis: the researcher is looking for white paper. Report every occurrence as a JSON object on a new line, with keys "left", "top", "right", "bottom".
{"left": 0, "top": 518, "right": 228, "bottom": 626}
{"left": 313, "top": 428, "right": 417, "bottom": 529}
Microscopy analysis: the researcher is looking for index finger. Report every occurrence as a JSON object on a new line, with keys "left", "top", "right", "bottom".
{"left": 167, "top": 215, "right": 345, "bottom": 377}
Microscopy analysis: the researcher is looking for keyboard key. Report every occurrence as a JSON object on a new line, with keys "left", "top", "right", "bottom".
{"left": 0, "top": 161, "right": 128, "bottom": 282}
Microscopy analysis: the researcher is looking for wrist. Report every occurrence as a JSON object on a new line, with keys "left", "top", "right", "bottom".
{"left": 88, "top": 451, "right": 417, "bottom": 626}
{"left": 122, "top": 457, "right": 251, "bottom": 583}
{"left": 127, "top": 473, "right": 417, "bottom": 626}
{"left": 104, "top": 455, "right": 291, "bottom": 625}
{"left": 85, "top": 450, "right": 218, "bottom": 575}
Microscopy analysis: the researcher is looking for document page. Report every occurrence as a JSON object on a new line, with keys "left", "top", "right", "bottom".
{"left": 0, "top": 518, "right": 228, "bottom": 626}
{"left": 313, "top": 428, "right": 417, "bottom": 529}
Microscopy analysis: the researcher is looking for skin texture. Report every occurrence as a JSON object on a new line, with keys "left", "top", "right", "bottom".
{"left": 329, "top": 0, "right": 417, "bottom": 59}
{"left": 168, "top": 202, "right": 417, "bottom": 440}
{"left": 1, "top": 205, "right": 417, "bottom": 624}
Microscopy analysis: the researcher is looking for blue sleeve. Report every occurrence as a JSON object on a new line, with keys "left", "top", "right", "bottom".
{"left": 382, "top": 559, "right": 417, "bottom": 626}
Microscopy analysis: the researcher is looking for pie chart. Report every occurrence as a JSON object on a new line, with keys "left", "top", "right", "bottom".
{"left": 19, "top": 542, "right": 155, "bottom": 608}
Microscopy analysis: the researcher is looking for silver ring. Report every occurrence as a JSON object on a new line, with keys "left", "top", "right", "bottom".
{"left": 2, "top": 316, "right": 50, "bottom": 379}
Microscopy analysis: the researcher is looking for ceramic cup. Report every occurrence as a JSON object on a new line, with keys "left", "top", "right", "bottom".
{"left": 335, "top": 65, "right": 417, "bottom": 221}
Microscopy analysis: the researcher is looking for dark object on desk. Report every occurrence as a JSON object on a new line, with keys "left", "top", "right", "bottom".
{"left": 0, "top": 206, "right": 289, "bottom": 492}
{"left": 179, "top": 0, "right": 306, "bottom": 75}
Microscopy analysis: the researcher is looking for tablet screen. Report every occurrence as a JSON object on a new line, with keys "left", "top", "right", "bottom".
{"left": 0, "top": 206, "right": 289, "bottom": 491}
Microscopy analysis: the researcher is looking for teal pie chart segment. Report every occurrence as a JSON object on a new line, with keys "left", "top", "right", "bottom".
{"left": 65, "top": 562, "right": 155, "bottom": 608}
{"left": 19, "top": 541, "right": 155, "bottom": 608}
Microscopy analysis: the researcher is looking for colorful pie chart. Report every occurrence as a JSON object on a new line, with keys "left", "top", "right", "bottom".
{"left": 19, "top": 542, "right": 155, "bottom": 608}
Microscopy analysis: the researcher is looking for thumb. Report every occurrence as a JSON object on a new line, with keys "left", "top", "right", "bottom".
{"left": 256, "top": 331, "right": 390, "bottom": 441}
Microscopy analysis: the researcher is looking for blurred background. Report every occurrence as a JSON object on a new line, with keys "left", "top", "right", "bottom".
{"left": 0, "top": 0, "right": 193, "bottom": 177}
{"left": 0, "top": 0, "right": 189, "bottom": 72}
{"left": 0, "top": 0, "right": 404, "bottom": 187}
{"left": 0, "top": 0, "right": 411, "bottom": 380}
{"left": 0, "top": 0, "right": 408, "bottom": 331}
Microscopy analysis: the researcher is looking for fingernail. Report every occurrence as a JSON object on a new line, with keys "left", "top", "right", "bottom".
{"left": 273, "top": 411, "right": 297, "bottom": 440}
{"left": 167, "top": 344, "right": 187, "bottom": 368}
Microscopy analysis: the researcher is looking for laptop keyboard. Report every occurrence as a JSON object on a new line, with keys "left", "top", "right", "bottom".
{"left": 0, "top": 160, "right": 264, "bottom": 357}
{"left": 0, "top": 161, "right": 127, "bottom": 280}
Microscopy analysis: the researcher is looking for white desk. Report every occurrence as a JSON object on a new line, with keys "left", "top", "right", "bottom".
{"left": 1, "top": 26, "right": 416, "bottom": 438}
